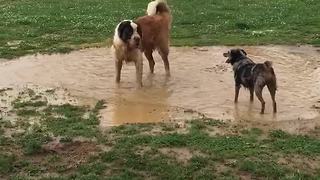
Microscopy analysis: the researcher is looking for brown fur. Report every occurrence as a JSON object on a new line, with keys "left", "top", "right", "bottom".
{"left": 135, "top": 1, "right": 172, "bottom": 75}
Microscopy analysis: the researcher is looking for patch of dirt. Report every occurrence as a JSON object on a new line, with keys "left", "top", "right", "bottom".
{"left": 203, "top": 64, "right": 229, "bottom": 74}
{"left": 42, "top": 140, "right": 98, "bottom": 156}
{"left": 238, "top": 172, "right": 253, "bottom": 180}
{"left": 32, "top": 140, "right": 99, "bottom": 172}
{"left": 277, "top": 155, "right": 320, "bottom": 175}
{"left": 139, "top": 121, "right": 191, "bottom": 136}
{"left": 139, "top": 126, "right": 164, "bottom": 136}
{"left": 159, "top": 147, "right": 206, "bottom": 164}
{"left": 309, "top": 126, "right": 320, "bottom": 138}
{"left": 0, "top": 85, "right": 78, "bottom": 118}
{"left": 0, "top": 85, "right": 79, "bottom": 138}
{"left": 135, "top": 146, "right": 152, "bottom": 156}
{"left": 205, "top": 126, "right": 233, "bottom": 136}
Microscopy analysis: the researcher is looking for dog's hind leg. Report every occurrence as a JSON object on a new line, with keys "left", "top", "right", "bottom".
{"left": 115, "top": 59, "right": 123, "bottom": 83}
{"left": 267, "top": 84, "right": 277, "bottom": 113}
{"left": 144, "top": 50, "right": 155, "bottom": 74}
{"left": 254, "top": 84, "right": 265, "bottom": 114}
{"left": 135, "top": 58, "right": 143, "bottom": 87}
{"left": 159, "top": 45, "right": 170, "bottom": 76}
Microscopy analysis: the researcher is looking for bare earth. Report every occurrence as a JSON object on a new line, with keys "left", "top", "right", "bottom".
{"left": 0, "top": 46, "right": 319, "bottom": 133}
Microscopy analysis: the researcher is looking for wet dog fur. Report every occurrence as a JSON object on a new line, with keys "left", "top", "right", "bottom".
{"left": 224, "top": 49, "right": 277, "bottom": 114}
{"left": 135, "top": 0, "right": 172, "bottom": 76}
{"left": 112, "top": 20, "right": 143, "bottom": 87}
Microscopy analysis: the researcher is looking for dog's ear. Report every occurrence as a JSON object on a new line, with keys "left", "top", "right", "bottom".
{"left": 118, "top": 21, "right": 133, "bottom": 43}
{"left": 240, "top": 49, "right": 247, "bottom": 56}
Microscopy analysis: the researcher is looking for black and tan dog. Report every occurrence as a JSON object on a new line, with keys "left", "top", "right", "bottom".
{"left": 223, "top": 49, "right": 277, "bottom": 114}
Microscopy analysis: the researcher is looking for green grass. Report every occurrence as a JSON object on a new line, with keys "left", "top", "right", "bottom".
{"left": 43, "top": 104, "right": 101, "bottom": 138}
{"left": 0, "top": 0, "right": 319, "bottom": 58}
{"left": 0, "top": 154, "right": 15, "bottom": 174}
{"left": 19, "top": 126, "right": 51, "bottom": 155}
{"left": 96, "top": 121, "right": 320, "bottom": 179}
{"left": 0, "top": 89, "right": 320, "bottom": 179}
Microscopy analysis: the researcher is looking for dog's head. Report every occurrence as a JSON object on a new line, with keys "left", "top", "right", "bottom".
{"left": 114, "top": 20, "right": 142, "bottom": 49}
{"left": 223, "top": 49, "right": 247, "bottom": 64}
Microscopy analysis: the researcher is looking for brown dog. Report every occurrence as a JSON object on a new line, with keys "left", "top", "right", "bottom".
{"left": 224, "top": 49, "right": 277, "bottom": 114}
{"left": 135, "top": 0, "right": 172, "bottom": 76}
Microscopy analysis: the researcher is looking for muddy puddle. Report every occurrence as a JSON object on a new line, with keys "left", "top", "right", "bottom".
{"left": 0, "top": 46, "right": 319, "bottom": 133}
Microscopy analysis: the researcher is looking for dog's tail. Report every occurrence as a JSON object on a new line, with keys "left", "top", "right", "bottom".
{"left": 147, "top": 0, "right": 170, "bottom": 16}
{"left": 264, "top": 61, "right": 277, "bottom": 90}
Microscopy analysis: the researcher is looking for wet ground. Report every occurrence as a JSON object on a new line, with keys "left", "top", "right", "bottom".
{"left": 0, "top": 46, "right": 319, "bottom": 133}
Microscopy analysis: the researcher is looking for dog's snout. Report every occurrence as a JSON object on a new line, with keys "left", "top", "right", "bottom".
{"left": 133, "top": 36, "right": 140, "bottom": 47}
{"left": 134, "top": 36, "right": 140, "bottom": 43}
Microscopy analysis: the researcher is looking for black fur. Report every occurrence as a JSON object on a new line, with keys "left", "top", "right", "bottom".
{"left": 118, "top": 21, "right": 133, "bottom": 43}
{"left": 225, "top": 49, "right": 255, "bottom": 88}
{"left": 224, "top": 48, "right": 277, "bottom": 114}
{"left": 225, "top": 49, "right": 250, "bottom": 65}
{"left": 235, "top": 63, "right": 255, "bottom": 88}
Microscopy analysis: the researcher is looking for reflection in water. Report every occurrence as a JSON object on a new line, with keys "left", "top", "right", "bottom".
{"left": 0, "top": 46, "right": 319, "bottom": 133}
{"left": 101, "top": 76, "right": 171, "bottom": 127}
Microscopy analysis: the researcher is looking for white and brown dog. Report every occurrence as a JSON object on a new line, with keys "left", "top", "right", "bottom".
{"left": 112, "top": 20, "right": 143, "bottom": 87}
{"left": 136, "top": 0, "right": 172, "bottom": 75}
{"left": 112, "top": 0, "right": 171, "bottom": 87}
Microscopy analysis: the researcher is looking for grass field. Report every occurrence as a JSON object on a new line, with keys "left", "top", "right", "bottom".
{"left": 0, "top": 88, "right": 320, "bottom": 179}
{"left": 0, "top": 0, "right": 320, "bottom": 58}
{"left": 1, "top": 0, "right": 320, "bottom": 179}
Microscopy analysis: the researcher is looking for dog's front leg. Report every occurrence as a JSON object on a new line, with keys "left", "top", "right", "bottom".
{"left": 250, "top": 88, "right": 254, "bottom": 102}
{"left": 135, "top": 58, "right": 143, "bottom": 87}
{"left": 234, "top": 85, "right": 240, "bottom": 103}
{"left": 115, "top": 59, "right": 123, "bottom": 83}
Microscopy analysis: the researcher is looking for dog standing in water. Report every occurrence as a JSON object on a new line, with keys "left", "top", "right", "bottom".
{"left": 112, "top": 20, "right": 143, "bottom": 87}
{"left": 223, "top": 49, "right": 277, "bottom": 114}
{"left": 136, "top": 0, "right": 172, "bottom": 76}
{"left": 111, "top": 0, "right": 172, "bottom": 87}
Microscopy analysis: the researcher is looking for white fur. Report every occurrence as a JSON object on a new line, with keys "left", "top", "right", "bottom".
{"left": 111, "top": 20, "right": 143, "bottom": 87}
{"left": 112, "top": 21, "right": 124, "bottom": 47}
{"left": 113, "top": 20, "right": 140, "bottom": 48}
{"left": 130, "top": 21, "right": 140, "bottom": 42}
{"left": 147, "top": 0, "right": 167, "bottom": 16}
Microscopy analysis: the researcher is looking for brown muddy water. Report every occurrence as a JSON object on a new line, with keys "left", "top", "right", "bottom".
{"left": 0, "top": 46, "right": 319, "bottom": 133}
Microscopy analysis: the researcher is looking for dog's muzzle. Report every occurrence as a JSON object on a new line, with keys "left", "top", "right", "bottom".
{"left": 134, "top": 36, "right": 140, "bottom": 47}
{"left": 223, "top": 53, "right": 230, "bottom": 63}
